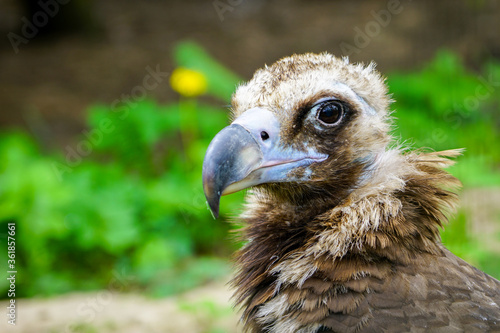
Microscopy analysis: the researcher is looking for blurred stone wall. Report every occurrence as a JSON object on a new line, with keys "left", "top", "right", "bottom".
{"left": 0, "top": 0, "right": 499, "bottom": 147}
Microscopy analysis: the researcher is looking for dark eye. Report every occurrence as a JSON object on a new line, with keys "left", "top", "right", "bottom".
{"left": 314, "top": 100, "right": 344, "bottom": 125}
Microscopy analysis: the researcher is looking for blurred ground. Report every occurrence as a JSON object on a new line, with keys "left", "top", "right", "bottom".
{"left": 461, "top": 188, "right": 500, "bottom": 253}
{"left": 1, "top": 278, "right": 242, "bottom": 333}
{"left": 1, "top": 188, "right": 499, "bottom": 333}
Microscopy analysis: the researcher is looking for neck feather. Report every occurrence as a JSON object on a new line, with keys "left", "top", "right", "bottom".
{"left": 231, "top": 149, "right": 461, "bottom": 323}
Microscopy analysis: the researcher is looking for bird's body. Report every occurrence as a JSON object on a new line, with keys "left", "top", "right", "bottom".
{"left": 233, "top": 150, "right": 500, "bottom": 332}
{"left": 202, "top": 53, "right": 500, "bottom": 332}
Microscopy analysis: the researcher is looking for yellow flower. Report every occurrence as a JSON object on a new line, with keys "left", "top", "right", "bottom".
{"left": 170, "top": 67, "right": 208, "bottom": 97}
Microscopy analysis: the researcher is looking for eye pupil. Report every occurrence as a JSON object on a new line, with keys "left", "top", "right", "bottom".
{"left": 317, "top": 102, "right": 343, "bottom": 125}
{"left": 260, "top": 131, "right": 270, "bottom": 140}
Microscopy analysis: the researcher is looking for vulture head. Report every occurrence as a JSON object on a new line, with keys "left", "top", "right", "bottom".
{"left": 203, "top": 53, "right": 391, "bottom": 218}
{"left": 202, "top": 53, "right": 500, "bottom": 333}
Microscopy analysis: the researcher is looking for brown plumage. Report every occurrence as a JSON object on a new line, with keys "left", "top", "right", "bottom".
{"left": 202, "top": 53, "right": 500, "bottom": 333}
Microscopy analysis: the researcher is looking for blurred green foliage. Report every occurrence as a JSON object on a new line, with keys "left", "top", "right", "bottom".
{"left": 0, "top": 44, "right": 499, "bottom": 298}
{"left": 388, "top": 50, "right": 500, "bottom": 186}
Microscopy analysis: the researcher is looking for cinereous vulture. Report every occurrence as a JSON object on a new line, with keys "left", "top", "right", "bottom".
{"left": 202, "top": 53, "right": 500, "bottom": 333}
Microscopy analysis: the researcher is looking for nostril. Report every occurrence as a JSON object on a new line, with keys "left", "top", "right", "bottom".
{"left": 260, "top": 131, "right": 270, "bottom": 141}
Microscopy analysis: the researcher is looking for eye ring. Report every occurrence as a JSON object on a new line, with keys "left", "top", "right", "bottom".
{"left": 312, "top": 100, "right": 345, "bottom": 126}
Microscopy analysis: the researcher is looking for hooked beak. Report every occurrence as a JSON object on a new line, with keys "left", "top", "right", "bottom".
{"left": 202, "top": 108, "right": 327, "bottom": 218}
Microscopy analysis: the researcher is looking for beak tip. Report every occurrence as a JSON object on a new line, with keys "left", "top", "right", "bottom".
{"left": 206, "top": 199, "right": 220, "bottom": 219}
{"left": 202, "top": 176, "right": 221, "bottom": 219}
